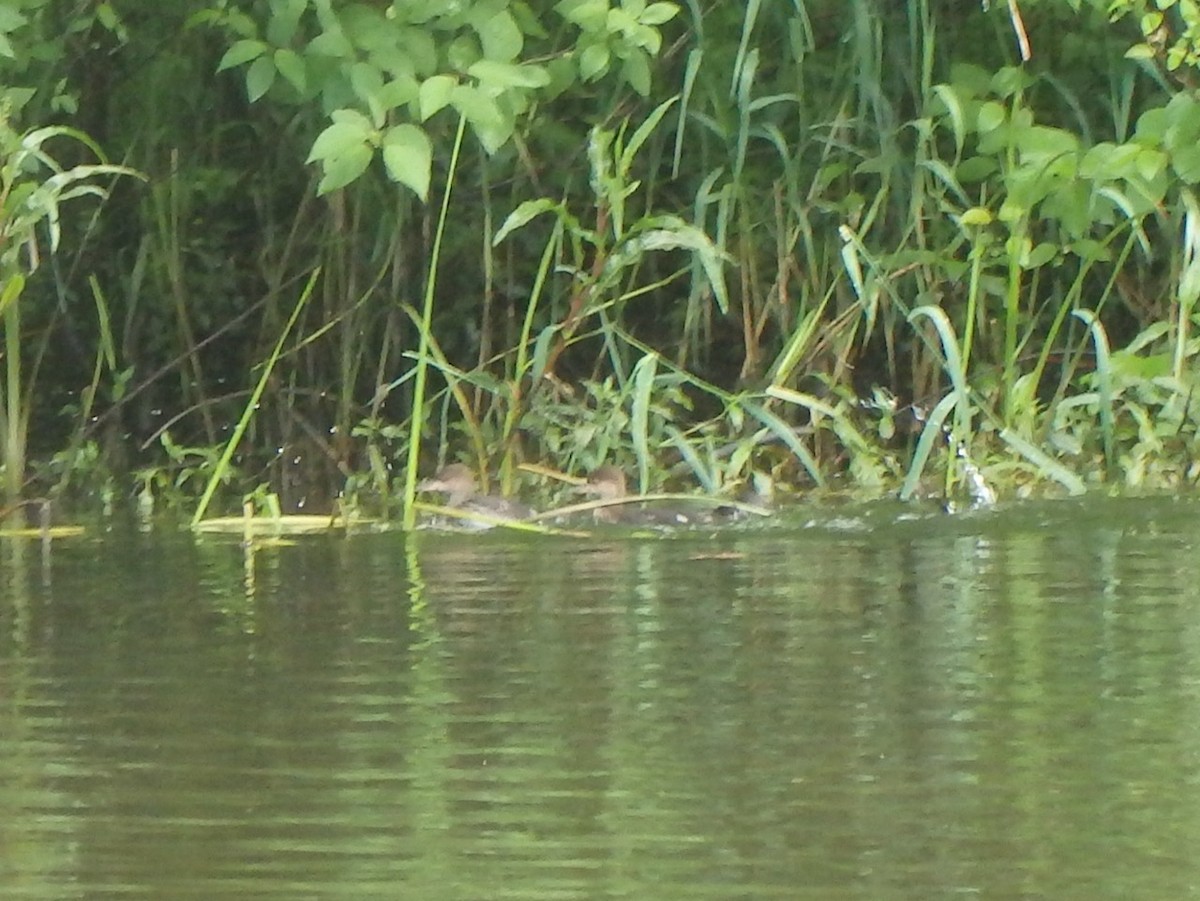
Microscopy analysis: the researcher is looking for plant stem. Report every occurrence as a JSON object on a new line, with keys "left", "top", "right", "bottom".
{"left": 403, "top": 112, "right": 467, "bottom": 530}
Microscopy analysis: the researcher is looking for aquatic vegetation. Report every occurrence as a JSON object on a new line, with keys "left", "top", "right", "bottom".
{"left": 4, "top": 2, "right": 1200, "bottom": 521}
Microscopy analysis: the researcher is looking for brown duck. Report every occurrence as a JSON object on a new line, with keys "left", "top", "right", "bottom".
{"left": 417, "top": 463, "right": 533, "bottom": 526}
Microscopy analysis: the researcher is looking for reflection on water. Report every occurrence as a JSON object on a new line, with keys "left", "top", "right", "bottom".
{"left": 3, "top": 498, "right": 1200, "bottom": 898}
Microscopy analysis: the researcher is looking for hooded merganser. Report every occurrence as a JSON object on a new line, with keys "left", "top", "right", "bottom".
{"left": 417, "top": 463, "right": 533, "bottom": 526}
{"left": 580, "top": 465, "right": 698, "bottom": 526}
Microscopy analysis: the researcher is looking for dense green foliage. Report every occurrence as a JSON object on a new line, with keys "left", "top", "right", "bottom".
{"left": 2, "top": 0, "right": 1200, "bottom": 520}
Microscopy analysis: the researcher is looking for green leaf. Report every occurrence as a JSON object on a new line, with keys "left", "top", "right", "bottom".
{"left": 218, "top": 39, "right": 266, "bottom": 72}
{"left": 1175, "top": 146, "right": 1200, "bottom": 182}
{"left": 607, "top": 8, "right": 639, "bottom": 34}
{"left": 307, "top": 119, "right": 374, "bottom": 164}
{"left": 559, "top": 0, "right": 608, "bottom": 31}
{"left": 246, "top": 55, "right": 276, "bottom": 102}
{"left": 274, "top": 48, "right": 306, "bottom": 93}
{"left": 475, "top": 10, "right": 523, "bottom": 61}
{"left": 378, "top": 76, "right": 419, "bottom": 111}
{"left": 382, "top": 124, "right": 432, "bottom": 201}
{"left": 977, "top": 101, "right": 1005, "bottom": 134}
{"left": 396, "top": 25, "right": 438, "bottom": 75}
{"left": 631, "top": 353, "right": 657, "bottom": 491}
{"left": 631, "top": 23, "right": 662, "bottom": 54}
{"left": 956, "top": 156, "right": 997, "bottom": 183}
{"left": 1136, "top": 147, "right": 1168, "bottom": 181}
{"left": 450, "top": 85, "right": 512, "bottom": 152}
{"left": 620, "top": 96, "right": 677, "bottom": 175}
{"left": 267, "top": 0, "right": 306, "bottom": 46}
{"left": 494, "top": 198, "right": 562, "bottom": 245}
{"left": 308, "top": 30, "right": 354, "bottom": 58}
{"left": 622, "top": 48, "right": 651, "bottom": 96}
{"left": 331, "top": 108, "right": 374, "bottom": 130}
{"left": 1023, "top": 242, "right": 1058, "bottom": 269}
{"left": 350, "top": 61, "right": 384, "bottom": 103}
{"left": 446, "top": 33, "right": 481, "bottom": 72}
{"left": 578, "top": 42, "right": 609, "bottom": 81}
{"left": 467, "top": 59, "right": 551, "bottom": 89}
{"left": 639, "top": 2, "right": 678, "bottom": 25}
{"left": 0, "top": 272, "right": 24, "bottom": 317}
{"left": 960, "top": 206, "right": 993, "bottom": 226}
{"left": 316, "top": 143, "right": 373, "bottom": 195}
{"left": 450, "top": 83, "right": 505, "bottom": 130}
{"left": 419, "top": 75, "right": 457, "bottom": 120}
{"left": 1016, "top": 125, "right": 1078, "bottom": 162}
{"left": 0, "top": 5, "right": 28, "bottom": 32}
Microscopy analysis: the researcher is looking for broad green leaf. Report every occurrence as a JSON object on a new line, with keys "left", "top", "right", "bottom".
{"left": 468, "top": 60, "right": 551, "bottom": 89}
{"left": 446, "top": 33, "right": 481, "bottom": 72}
{"left": 475, "top": 10, "right": 523, "bottom": 61}
{"left": 0, "top": 5, "right": 27, "bottom": 31}
{"left": 956, "top": 156, "right": 997, "bottom": 182}
{"left": 378, "top": 76, "right": 418, "bottom": 111}
{"left": 1080, "top": 141, "right": 1121, "bottom": 179}
{"left": 246, "top": 55, "right": 276, "bottom": 101}
{"left": 622, "top": 48, "right": 651, "bottom": 96}
{"left": 274, "top": 48, "right": 306, "bottom": 93}
{"left": 1166, "top": 104, "right": 1200, "bottom": 152}
{"left": 512, "top": 1, "right": 548, "bottom": 38}
{"left": 579, "top": 42, "right": 609, "bottom": 81}
{"left": 350, "top": 61, "right": 384, "bottom": 105}
{"left": 559, "top": 0, "right": 608, "bottom": 31}
{"left": 419, "top": 75, "right": 457, "bottom": 120}
{"left": 639, "top": 2, "right": 678, "bottom": 25}
{"left": 382, "top": 124, "right": 432, "bottom": 200}
{"left": 396, "top": 25, "right": 438, "bottom": 74}
{"left": 1174, "top": 145, "right": 1200, "bottom": 182}
{"left": 471, "top": 117, "right": 515, "bottom": 155}
{"left": 451, "top": 84, "right": 512, "bottom": 152}
{"left": 450, "top": 83, "right": 505, "bottom": 130}
{"left": 316, "top": 143, "right": 373, "bottom": 195}
{"left": 308, "top": 30, "right": 353, "bottom": 58}
{"left": 1134, "top": 105, "right": 1167, "bottom": 145}
{"left": 1016, "top": 125, "right": 1078, "bottom": 162}
{"left": 218, "top": 39, "right": 266, "bottom": 72}
{"left": 977, "top": 101, "right": 1005, "bottom": 134}
{"left": 607, "top": 8, "right": 639, "bottom": 33}
{"left": 331, "top": 107, "right": 374, "bottom": 130}
{"left": 631, "top": 23, "right": 662, "bottom": 54}
{"left": 267, "top": 0, "right": 306, "bottom": 46}
{"left": 990, "top": 65, "right": 1029, "bottom": 98}
{"left": 1023, "top": 242, "right": 1058, "bottom": 269}
{"left": 1136, "top": 147, "right": 1167, "bottom": 181}
{"left": 307, "top": 119, "right": 373, "bottom": 163}
{"left": 1067, "top": 238, "right": 1111, "bottom": 262}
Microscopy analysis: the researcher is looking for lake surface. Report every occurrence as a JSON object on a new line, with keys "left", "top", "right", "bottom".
{"left": 3, "top": 497, "right": 1200, "bottom": 899}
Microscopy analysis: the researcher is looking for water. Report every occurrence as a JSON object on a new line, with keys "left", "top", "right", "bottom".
{"left": 3, "top": 497, "right": 1200, "bottom": 898}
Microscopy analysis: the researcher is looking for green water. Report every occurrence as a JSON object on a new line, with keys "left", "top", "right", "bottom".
{"left": 3, "top": 497, "right": 1200, "bottom": 898}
